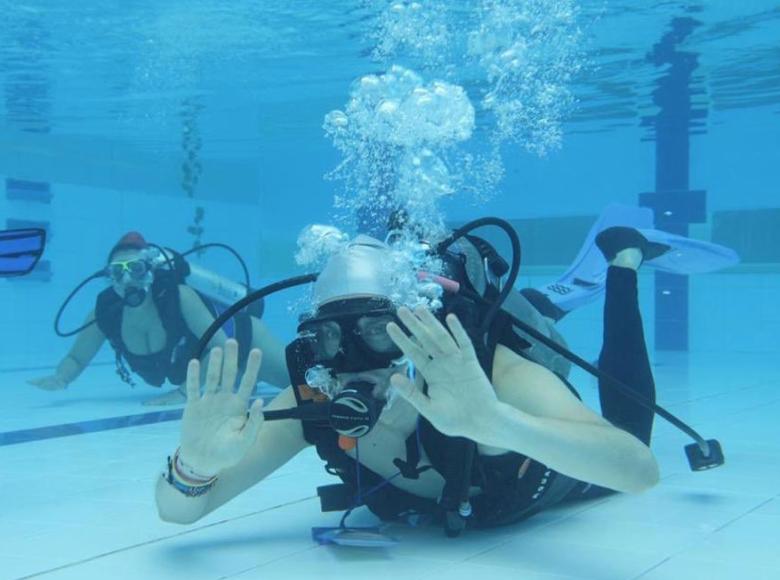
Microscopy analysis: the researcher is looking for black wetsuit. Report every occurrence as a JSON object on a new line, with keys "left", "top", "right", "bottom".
{"left": 298, "top": 265, "right": 657, "bottom": 528}
{"left": 95, "top": 273, "right": 252, "bottom": 387}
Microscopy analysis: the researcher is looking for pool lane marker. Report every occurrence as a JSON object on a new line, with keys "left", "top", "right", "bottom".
{"left": 0, "top": 396, "right": 271, "bottom": 446}
{"left": 0, "top": 408, "right": 184, "bottom": 446}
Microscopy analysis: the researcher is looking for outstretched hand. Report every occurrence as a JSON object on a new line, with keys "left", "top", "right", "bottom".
{"left": 386, "top": 307, "right": 498, "bottom": 438}
{"left": 28, "top": 375, "right": 68, "bottom": 391}
{"left": 179, "top": 339, "right": 265, "bottom": 476}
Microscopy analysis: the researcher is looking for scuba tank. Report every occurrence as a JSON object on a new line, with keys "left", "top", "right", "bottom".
{"left": 453, "top": 234, "right": 572, "bottom": 379}
{"left": 187, "top": 262, "right": 249, "bottom": 306}
{"left": 153, "top": 247, "right": 264, "bottom": 318}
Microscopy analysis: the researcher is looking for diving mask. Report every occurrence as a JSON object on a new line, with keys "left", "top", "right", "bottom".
{"left": 107, "top": 258, "right": 151, "bottom": 283}
{"left": 107, "top": 255, "right": 154, "bottom": 307}
{"left": 295, "top": 297, "right": 405, "bottom": 374}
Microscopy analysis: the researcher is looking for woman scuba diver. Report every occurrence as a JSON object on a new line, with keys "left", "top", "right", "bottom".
{"left": 155, "top": 225, "right": 668, "bottom": 537}
{"left": 28, "top": 232, "right": 289, "bottom": 406}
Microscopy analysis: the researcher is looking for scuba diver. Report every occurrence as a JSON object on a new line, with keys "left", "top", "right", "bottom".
{"left": 28, "top": 232, "right": 289, "bottom": 406}
{"left": 156, "top": 218, "right": 716, "bottom": 540}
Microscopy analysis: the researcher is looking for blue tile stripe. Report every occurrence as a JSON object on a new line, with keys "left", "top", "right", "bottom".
{"left": 5, "top": 178, "right": 53, "bottom": 203}
{"left": 0, "top": 409, "right": 184, "bottom": 446}
{"left": 0, "top": 394, "right": 275, "bottom": 447}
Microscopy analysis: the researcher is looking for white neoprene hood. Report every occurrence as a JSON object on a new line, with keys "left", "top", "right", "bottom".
{"left": 312, "top": 235, "right": 393, "bottom": 306}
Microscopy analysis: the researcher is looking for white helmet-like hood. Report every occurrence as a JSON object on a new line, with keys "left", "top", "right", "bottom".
{"left": 312, "top": 235, "right": 394, "bottom": 306}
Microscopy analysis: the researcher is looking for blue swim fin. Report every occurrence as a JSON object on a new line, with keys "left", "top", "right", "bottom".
{"left": 537, "top": 204, "right": 653, "bottom": 313}
{"left": 638, "top": 228, "right": 740, "bottom": 274}
{"left": 534, "top": 205, "right": 741, "bottom": 315}
{"left": 0, "top": 228, "right": 46, "bottom": 276}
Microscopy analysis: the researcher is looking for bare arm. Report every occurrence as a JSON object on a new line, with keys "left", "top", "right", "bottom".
{"left": 387, "top": 308, "right": 659, "bottom": 495}
{"left": 29, "top": 309, "right": 106, "bottom": 388}
{"left": 481, "top": 345, "right": 659, "bottom": 494}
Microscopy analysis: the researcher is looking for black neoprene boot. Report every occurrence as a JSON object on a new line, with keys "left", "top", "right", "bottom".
{"left": 595, "top": 226, "right": 670, "bottom": 264}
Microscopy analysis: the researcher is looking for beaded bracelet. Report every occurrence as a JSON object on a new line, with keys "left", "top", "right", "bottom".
{"left": 174, "top": 449, "right": 217, "bottom": 483}
{"left": 165, "top": 450, "right": 217, "bottom": 497}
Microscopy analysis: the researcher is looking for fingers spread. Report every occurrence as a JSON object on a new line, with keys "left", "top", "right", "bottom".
{"left": 221, "top": 339, "right": 239, "bottom": 393}
{"left": 445, "top": 314, "right": 477, "bottom": 358}
{"left": 386, "top": 321, "right": 430, "bottom": 371}
{"left": 396, "top": 307, "right": 442, "bottom": 357}
{"left": 185, "top": 359, "right": 201, "bottom": 401}
{"left": 237, "top": 348, "right": 263, "bottom": 401}
{"left": 204, "top": 347, "right": 223, "bottom": 395}
{"left": 416, "top": 307, "right": 459, "bottom": 354}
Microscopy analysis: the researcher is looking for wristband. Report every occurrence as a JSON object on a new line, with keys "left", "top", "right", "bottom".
{"left": 174, "top": 449, "right": 217, "bottom": 483}
{"left": 165, "top": 451, "right": 217, "bottom": 497}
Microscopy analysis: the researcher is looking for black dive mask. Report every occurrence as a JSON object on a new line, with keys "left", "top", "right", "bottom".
{"left": 295, "top": 297, "right": 404, "bottom": 374}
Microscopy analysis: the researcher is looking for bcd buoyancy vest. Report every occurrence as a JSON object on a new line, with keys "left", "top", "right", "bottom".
{"left": 95, "top": 271, "right": 201, "bottom": 387}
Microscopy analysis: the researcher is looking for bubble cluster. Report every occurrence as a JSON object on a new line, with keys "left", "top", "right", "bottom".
{"left": 382, "top": 234, "right": 445, "bottom": 311}
{"left": 319, "top": 0, "right": 584, "bottom": 293}
{"left": 325, "top": 66, "right": 474, "bottom": 148}
{"left": 295, "top": 224, "right": 350, "bottom": 267}
{"left": 468, "top": 0, "right": 582, "bottom": 156}
{"left": 324, "top": 65, "right": 474, "bottom": 240}
{"left": 304, "top": 365, "right": 340, "bottom": 398}
{"left": 369, "top": 0, "right": 583, "bottom": 157}
{"left": 371, "top": 1, "right": 452, "bottom": 68}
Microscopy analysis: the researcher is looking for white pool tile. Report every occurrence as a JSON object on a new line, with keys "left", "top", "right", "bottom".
{"left": 637, "top": 554, "right": 780, "bottom": 580}
{"left": 2, "top": 349, "right": 780, "bottom": 579}
{"left": 467, "top": 537, "right": 667, "bottom": 579}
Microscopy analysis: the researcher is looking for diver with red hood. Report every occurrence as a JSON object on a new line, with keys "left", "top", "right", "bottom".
{"left": 29, "top": 232, "right": 289, "bottom": 406}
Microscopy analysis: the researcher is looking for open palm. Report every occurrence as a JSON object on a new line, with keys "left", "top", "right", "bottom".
{"left": 386, "top": 307, "right": 498, "bottom": 438}
{"left": 179, "top": 339, "right": 265, "bottom": 475}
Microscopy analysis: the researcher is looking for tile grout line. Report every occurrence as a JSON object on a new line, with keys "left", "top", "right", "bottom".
{"left": 630, "top": 555, "right": 675, "bottom": 580}
{"left": 629, "top": 495, "right": 780, "bottom": 579}
{"left": 215, "top": 545, "right": 322, "bottom": 580}
{"left": 461, "top": 496, "right": 615, "bottom": 564}
{"left": 15, "top": 495, "right": 317, "bottom": 580}
{"left": 709, "top": 496, "right": 778, "bottom": 533}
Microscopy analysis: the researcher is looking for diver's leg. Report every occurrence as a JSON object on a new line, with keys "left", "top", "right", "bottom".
{"left": 597, "top": 263, "right": 656, "bottom": 445}
{"left": 563, "top": 244, "right": 657, "bottom": 501}
{"left": 249, "top": 317, "right": 290, "bottom": 388}
{"left": 530, "top": 207, "right": 738, "bottom": 322}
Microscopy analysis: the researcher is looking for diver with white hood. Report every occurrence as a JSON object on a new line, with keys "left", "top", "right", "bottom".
{"left": 155, "top": 219, "right": 729, "bottom": 540}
